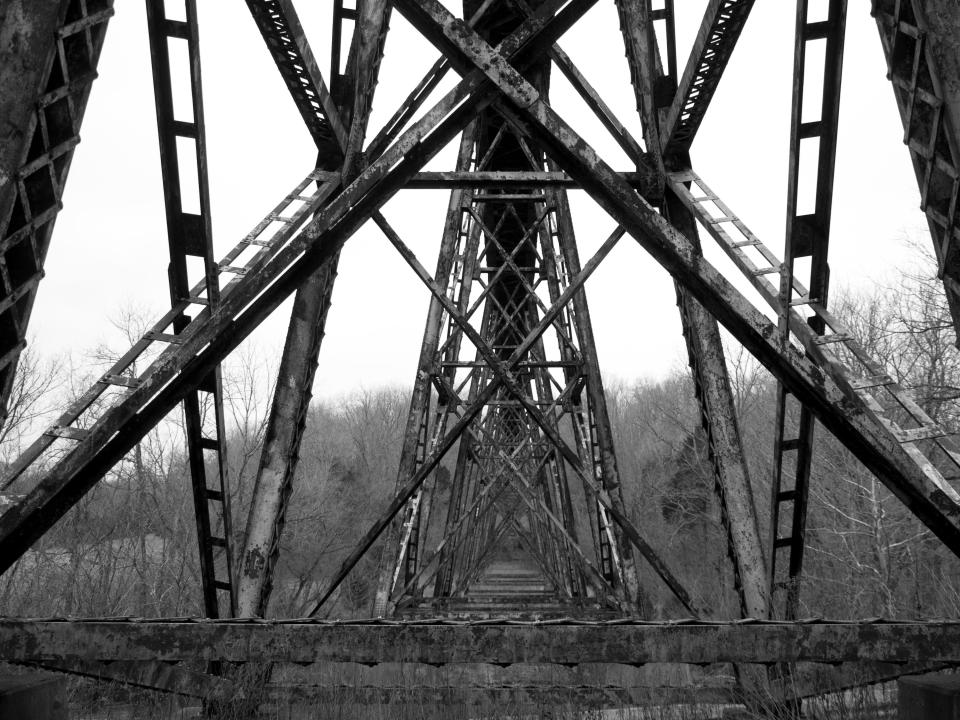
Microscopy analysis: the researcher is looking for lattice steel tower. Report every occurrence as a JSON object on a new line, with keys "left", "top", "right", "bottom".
{"left": 2, "top": 0, "right": 960, "bottom": 710}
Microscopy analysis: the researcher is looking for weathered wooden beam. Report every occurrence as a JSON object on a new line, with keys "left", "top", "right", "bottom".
{"left": 3, "top": 620, "right": 960, "bottom": 664}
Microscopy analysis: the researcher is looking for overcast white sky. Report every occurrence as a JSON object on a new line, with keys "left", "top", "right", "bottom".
{"left": 30, "top": 1, "right": 930, "bottom": 401}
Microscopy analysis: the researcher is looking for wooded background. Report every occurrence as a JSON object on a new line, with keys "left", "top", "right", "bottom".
{"left": 3, "top": 247, "right": 957, "bottom": 621}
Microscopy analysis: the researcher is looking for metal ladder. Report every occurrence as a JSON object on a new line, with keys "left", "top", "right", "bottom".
{"left": 670, "top": 170, "right": 960, "bottom": 501}
{"left": 1, "top": 172, "right": 337, "bottom": 488}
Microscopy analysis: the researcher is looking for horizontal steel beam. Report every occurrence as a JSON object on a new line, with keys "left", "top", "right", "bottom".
{"left": 2, "top": 620, "right": 958, "bottom": 665}
{"left": 405, "top": 170, "right": 655, "bottom": 190}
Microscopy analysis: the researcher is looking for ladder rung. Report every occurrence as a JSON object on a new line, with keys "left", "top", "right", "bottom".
{"left": 220, "top": 265, "right": 248, "bottom": 276}
{"left": 163, "top": 19, "right": 190, "bottom": 38}
{"left": 813, "top": 333, "right": 850, "bottom": 345}
{"left": 850, "top": 374, "right": 894, "bottom": 390}
{"left": 199, "top": 437, "right": 220, "bottom": 451}
{"left": 781, "top": 438, "right": 801, "bottom": 452}
{"left": 208, "top": 536, "right": 227, "bottom": 548}
{"left": 100, "top": 373, "right": 139, "bottom": 389}
{"left": 777, "top": 490, "right": 797, "bottom": 502}
{"left": 709, "top": 216, "right": 735, "bottom": 224}
{"left": 214, "top": 580, "right": 232, "bottom": 591}
{"left": 206, "top": 489, "right": 224, "bottom": 501}
{"left": 897, "top": 425, "right": 949, "bottom": 443}
{"left": 752, "top": 266, "right": 779, "bottom": 276}
{"left": 799, "top": 120, "right": 822, "bottom": 138}
{"left": 145, "top": 331, "right": 184, "bottom": 345}
{"left": 774, "top": 537, "right": 794, "bottom": 549}
{"left": 184, "top": 296, "right": 209, "bottom": 306}
{"left": 172, "top": 120, "right": 197, "bottom": 139}
{"left": 46, "top": 426, "right": 89, "bottom": 441}
{"left": 732, "top": 239, "right": 760, "bottom": 248}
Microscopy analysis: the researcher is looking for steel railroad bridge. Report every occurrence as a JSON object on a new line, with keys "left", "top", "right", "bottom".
{"left": 1, "top": 0, "right": 960, "bottom": 714}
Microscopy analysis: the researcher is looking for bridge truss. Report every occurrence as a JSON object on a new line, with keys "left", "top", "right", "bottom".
{"left": 1, "top": 0, "right": 960, "bottom": 713}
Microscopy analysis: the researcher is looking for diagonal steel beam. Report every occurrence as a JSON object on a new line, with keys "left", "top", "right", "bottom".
{"left": 660, "top": 0, "right": 755, "bottom": 156}
{"left": 378, "top": 215, "right": 698, "bottom": 613}
{"left": 619, "top": 0, "right": 770, "bottom": 621}
{"left": 0, "top": 0, "right": 599, "bottom": 575}
{"left": 391, "top": 0, "right": 960, "bottom": 558}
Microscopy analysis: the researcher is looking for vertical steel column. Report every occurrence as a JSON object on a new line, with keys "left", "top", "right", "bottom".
{"left": 144, "top": 0, "right": 234, "bottom": 618}
{"left": 617, "top": 0, "right": 769, "bottom": 620}
{"left": 769, "top": 0, "right": 846, "bottom": 621}
{"left": 372, "top": 126, "right": 479, "bottom": 616}
{"left": 549, "top": 186, "right": 641, "bottom": 604}
{"left": 237, "top": 0, "right": 392, "bottom": 617}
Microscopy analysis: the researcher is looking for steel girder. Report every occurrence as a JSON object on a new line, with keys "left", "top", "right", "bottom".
{"left": 373, "top": 16, "right": 642, "bottom": 615}
{"left": 144, "top": 0, "right": 235, "bottom": 620}
{"left": 768, "top": 0, "right": 847, "bottom": 622}
{"left": 1, "top": 0, "right": 959, "bottom": 607}
{"left": 616, "top": 0, "right": 770, "bottom": 622}
{"left": 0, "top": 0, "right": 113, "bottom": 424}
{"left": 872, "top": 0, "right": 960, "bottom": 337}
{"left": 390, "top": 0, "right": 960, "bottom": 557}
{"left": 235, "top": 0, "right": 367, "bottom": 619}
{"left": 0, "top": 0, "right": 604, "bottom": 574}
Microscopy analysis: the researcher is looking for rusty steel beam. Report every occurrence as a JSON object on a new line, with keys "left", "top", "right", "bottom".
{"left": 768, "top": 0, "right": 847, "bottom": 622}
{"left": 405, "top": 170, "right": 655, "bottom": 189}
{"left": 391, "top": 0, "right": 960, "bottom": 558}
{"left": 244, "top": 0, "right": 347, "bottom": 152}
{"left": 0, "top": 0, "right": 113, "bottom": 424}
{"left": 237, "top": 0, "right": 363, "bottom": 618}
{"left": 2, "top": 619, "right": 960, "bottom": 665}
{"left": 660, "top": 0, "right": 755, "bottom": 156}
{"left": 626, "top": 0, "right": 770, "bottom": 622}
{"left": 0, "top": 0, "right": 598, "bottom": 575}
{"left": 145, "top": 0, "right": 234, "bottom": 620}
{"left": 667, "top": 191, "right": 770, "bottom": 621}
{"left": 235, "top": 254, "right": 340, "bottom": 617}
{"left": 872, "top": 0, "right": 960, "bottom": 336}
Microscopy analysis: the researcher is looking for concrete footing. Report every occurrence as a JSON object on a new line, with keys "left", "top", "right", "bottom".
{"left": 899, "top": 673, "right": 960, "bottom": 719}
{"left": 0, "top": 673, "right": 68, "bottom": 720}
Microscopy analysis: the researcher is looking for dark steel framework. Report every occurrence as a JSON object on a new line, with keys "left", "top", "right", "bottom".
{"left": 1, "top": 0, "right": 960, "bottom": 710}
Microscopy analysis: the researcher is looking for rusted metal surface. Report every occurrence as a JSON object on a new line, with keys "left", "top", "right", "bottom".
{"left": 236, "top": 255, "right": 340, "bottom": 617}
{"left": 671, "top": 170, "right": 960, "bottom": 554}
{"left": 0, "top": 0, "right": 113, "bottom": 424}
{"left": 0, "top": 0, "right": 597, "bottom": 573}
{"left": 237, "top": 0, "right": 362, "bottom": 619}
{"left": 372, "top": 4, "right": 644, "bottom": 617}
{"left": 660, "top": 0, "right": 755, "bottom": 155}
{"left": 144, "top": 0, "right": 234, "bottom": 620}
{"left": 768, "top": 0, "right": 846, "bottom": 622}
{"left": 406, "top": 170, "right": 655, "bottom": 190}
{"left": 872, "top": 0, "right": 960, "bottom": 337}
{"left": 3, "top": 618, "right": 960, "bottom": 664}
{"left": 393, "top": 0, "right": 960, "bottom": 560}
{"left": 627, "top": 0, "right": 769, "bottom": 623}
{"left": 669, "top": 193, "right": 769, "bottom": 621}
